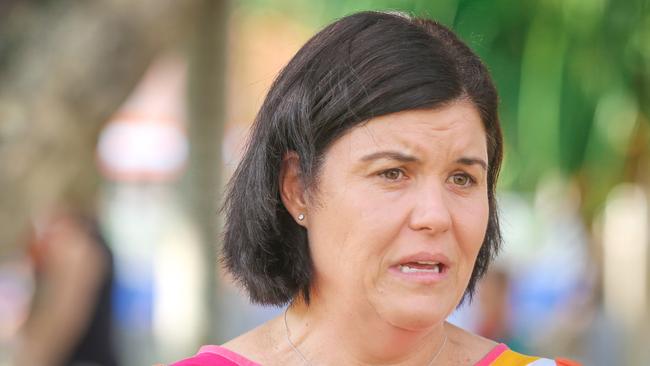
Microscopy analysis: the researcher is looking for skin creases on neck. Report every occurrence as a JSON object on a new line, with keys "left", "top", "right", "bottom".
{"left": 284, "top": 296, "right": 448, "bottom": 365}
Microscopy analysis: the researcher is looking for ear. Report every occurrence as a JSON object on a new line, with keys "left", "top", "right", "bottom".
{"left": 279, "top": 151, "right": 308, "bottom": 226}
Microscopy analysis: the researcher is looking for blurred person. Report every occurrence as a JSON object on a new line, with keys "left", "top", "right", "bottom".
{"left": 476, "top": 269, "right": 512, "bottom": 344}
{"left": 534, "top": 286, "right": 626, "bottom": 366}
{"left": 13, "top": 211, "right": 118, "bottom": 366}
{"left": 172, "top": 11, "right": 580, "bottom": 366}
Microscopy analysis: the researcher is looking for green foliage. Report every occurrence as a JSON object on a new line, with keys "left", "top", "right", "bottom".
{"left": 237, "top": 0, "right": 650, "bottom": 220}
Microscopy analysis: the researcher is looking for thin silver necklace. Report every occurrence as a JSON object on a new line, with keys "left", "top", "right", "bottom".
{"left": 283, "top": 307, "right": 448, "bottom": 366}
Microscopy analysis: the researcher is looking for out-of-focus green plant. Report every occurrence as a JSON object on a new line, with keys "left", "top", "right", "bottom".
{"left": 239, "top": 0, "right": 649, "bottom": 221}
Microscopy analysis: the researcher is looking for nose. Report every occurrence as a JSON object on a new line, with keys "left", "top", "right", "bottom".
{"left": 408, "top": 181, "right": 452, "bottom": 234}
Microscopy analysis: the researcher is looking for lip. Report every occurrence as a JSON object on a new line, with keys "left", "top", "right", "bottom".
{"left": 389, "top": 251, "right": 452, "bottom": 283}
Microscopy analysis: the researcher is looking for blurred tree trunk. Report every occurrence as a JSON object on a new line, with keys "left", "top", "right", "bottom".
{"left": 0, "top": 0, "right": 200, "bottom": 254}
{"left": 185, "top": 0, "right": 230, "bottom": 343}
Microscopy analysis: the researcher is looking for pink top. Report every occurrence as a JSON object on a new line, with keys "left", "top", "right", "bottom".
{"left": 170, "top": 345, "right": 261, "bottom": 366}
{"left": 474, "top": 343, "right": 509, "bottom": 366}
{"left": 170, "top": 343, "right": 510, "bottom": 366}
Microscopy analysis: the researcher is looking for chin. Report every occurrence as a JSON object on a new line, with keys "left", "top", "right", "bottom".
{"left": 372, "top": 294, "right": 454, "bottom": 331}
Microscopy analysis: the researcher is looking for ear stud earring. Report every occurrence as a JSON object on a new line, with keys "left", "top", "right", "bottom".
{"left": 297, "top": 213, "right": 305, "bottom": 221}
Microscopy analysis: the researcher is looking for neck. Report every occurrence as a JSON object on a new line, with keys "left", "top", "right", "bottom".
{"left": 284, "top": 295, "right": 448, "bottom": 365}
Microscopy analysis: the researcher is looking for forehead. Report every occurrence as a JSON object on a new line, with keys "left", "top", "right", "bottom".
{"left": 331, "top": 100, "right": 487, "bottom": 160}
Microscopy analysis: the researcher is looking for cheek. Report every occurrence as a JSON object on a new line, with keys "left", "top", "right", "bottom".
{"left": 306, "top": 188, "right": 365, "bottom": 280}
{"left": 307, "top": 185, "right": 403, "bottom": 285}
{"left": 453, "top": 196, "right": 489, "bottom": 264}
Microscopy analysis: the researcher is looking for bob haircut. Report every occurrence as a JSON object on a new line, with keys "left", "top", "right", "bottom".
{"left": 222, "top": 11, "right": 503, "bottom": 306}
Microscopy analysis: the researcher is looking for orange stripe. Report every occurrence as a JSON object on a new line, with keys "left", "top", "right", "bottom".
{"left": 490, "top": 349, "right": 540, "bottom": 365}
{"left": 556, "top": 358, "right": 582, "bottom": 366}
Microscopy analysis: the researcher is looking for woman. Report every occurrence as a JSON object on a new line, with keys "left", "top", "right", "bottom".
{"left": 173, "top": 11, "right": 581, "bottom": 366}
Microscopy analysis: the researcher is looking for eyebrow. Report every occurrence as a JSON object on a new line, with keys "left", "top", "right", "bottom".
{"left": 359, "top": 151, "right": 419, "bottom": 163}
{"left": 456, "top": 157, "right": 488, "bottom": 171}
{"left": 359, "top": 151, "right": 487, "bottom": 170}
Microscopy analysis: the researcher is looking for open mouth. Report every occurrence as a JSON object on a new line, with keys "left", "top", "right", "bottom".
{"left": 398, "top": 261, "right": 446, "bottom": 274}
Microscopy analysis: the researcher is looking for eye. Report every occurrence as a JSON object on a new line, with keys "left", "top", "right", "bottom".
{"left": 449, "top": 172, "right": 475, "bottom": 187}
{"left": 379, "top": 168, "right": 405, "bottom": 181}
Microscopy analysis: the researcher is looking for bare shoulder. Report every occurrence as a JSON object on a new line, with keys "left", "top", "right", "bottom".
{"left": 445, "top": 322, "right": 500, "bottom": 365}
{"left": 221, "top": 316, "right": 286, "bottom": 365}
{"left": 221, "top": 323, "right": 271, "bottom": 356}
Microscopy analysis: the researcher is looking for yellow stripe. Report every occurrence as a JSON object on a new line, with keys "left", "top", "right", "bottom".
{"left": 490, "top": 349, "right": 541, "bottom": 365}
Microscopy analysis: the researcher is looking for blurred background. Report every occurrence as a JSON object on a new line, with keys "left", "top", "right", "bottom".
{"left": 0, "top": 0, "right": 648, "bottom": 365}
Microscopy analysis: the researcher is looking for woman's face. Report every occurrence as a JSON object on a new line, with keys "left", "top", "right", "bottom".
{"left": 304, "top": 100, "right": 489, "bottom": 330}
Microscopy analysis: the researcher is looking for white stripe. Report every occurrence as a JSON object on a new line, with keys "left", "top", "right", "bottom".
{"left": 527, "top": 359, "right": 557, "bottom": 366}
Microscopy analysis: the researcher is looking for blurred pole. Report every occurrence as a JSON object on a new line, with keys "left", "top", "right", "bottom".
{"left": 0, "top": 0, "right": 198, "bottom": 255}
{"left": 601, "top": 183, "right": 648, "bottom": 365}
{"left": 185, "top": 0, "right": 230, "bottom": 343}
